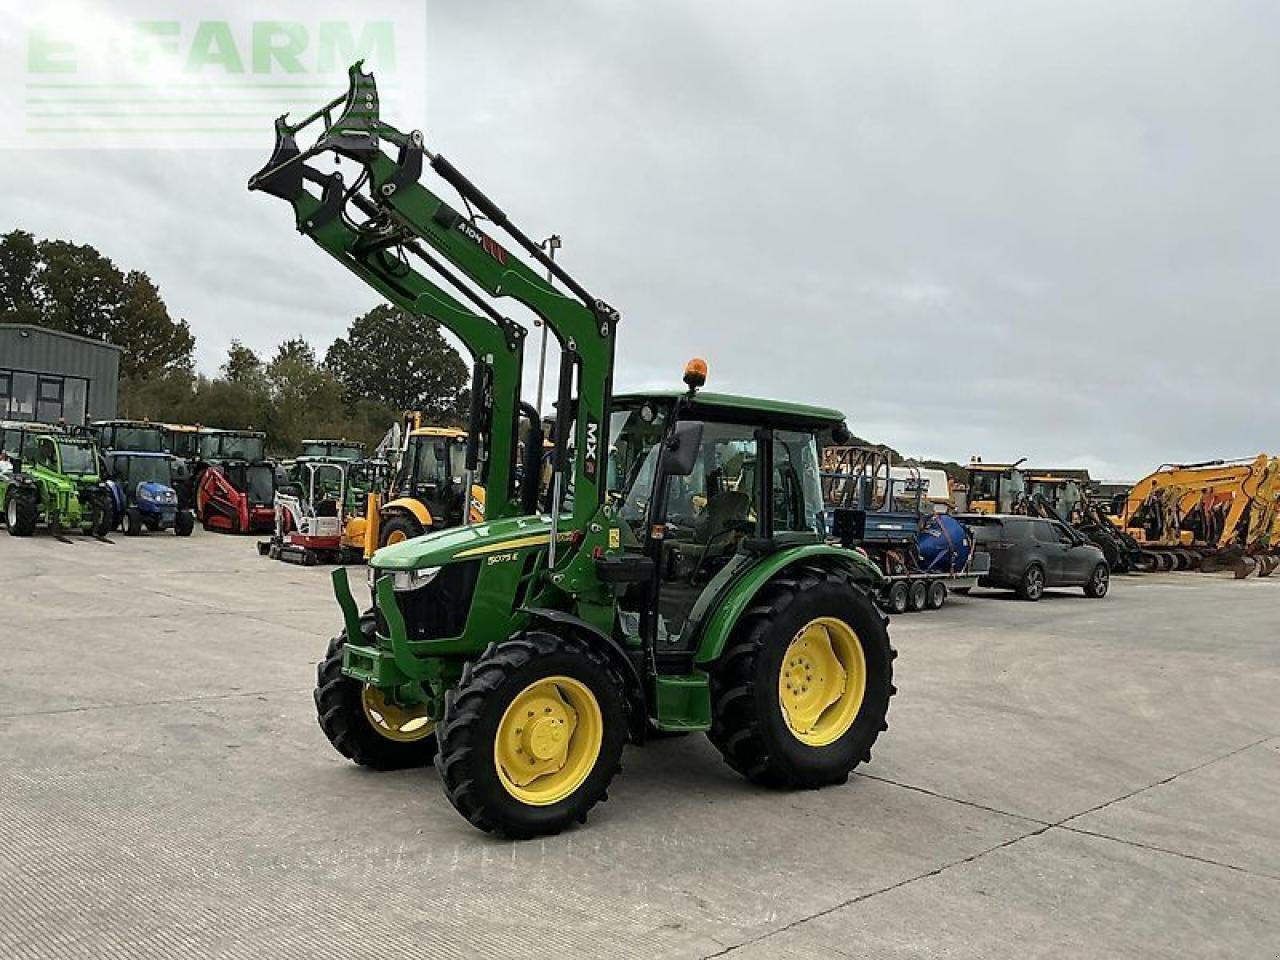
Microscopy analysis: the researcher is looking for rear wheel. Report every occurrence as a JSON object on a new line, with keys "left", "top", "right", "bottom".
{"left": 925, "top": 580, "right": 947, "bottom": 610}
{"left": 906, "top": 579, "right": 927, "bottom": 612}
{"left": 379, "top": 514, "right": 424, "bottom": 549}
{"left": 707, "top": 565, "right": 895, "bottom": 789}
{"left": 5, "top": 489, "right": 38, "bottom": 537}
{"left": 435, "top": 631, "right": 628, "bottom": 838}
{"left": 1084, "top": 563, "right": 1110, "bottom": 598}
{"left": 1017, "top": 563, "right": 1045, "bottom": 601}
{"left": 314, "top": 619, "right": 438, "bottom": 770}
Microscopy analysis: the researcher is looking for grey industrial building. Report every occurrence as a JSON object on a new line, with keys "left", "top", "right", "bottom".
{"left": 0, "top": 324, "right": 121, "bottom": 425}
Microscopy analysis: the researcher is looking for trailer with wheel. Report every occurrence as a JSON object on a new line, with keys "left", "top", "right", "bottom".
{"left": 823, "top": 447, "right": 989, "bottom": 613}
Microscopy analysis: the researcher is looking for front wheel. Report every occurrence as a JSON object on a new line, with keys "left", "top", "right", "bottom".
{"left": 1084, "top": 563, "right": 1110, "bottom": 598}
{"left": 379, "top": 513, "right": 424, "bottom": 549}
{"left": 707, "top": 565, "right": 895, "bottom": 789}
{"left": 5, "top": 489, "right": 38, "bottom": 537}
{"left": 122, "top": 507, "right": 143, "bottom": 537}
{"left": 1017, "top": 564, "right": 1045, "bottom": 601}
{"left": 314, "top": 620, "right": 438, "bottom": 770}
{"left": 435, "top": 631, "right": 628, "bottom": 838}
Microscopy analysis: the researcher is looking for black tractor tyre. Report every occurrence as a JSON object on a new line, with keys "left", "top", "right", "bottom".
{"left": 5, "top": 489, "right": 38, "bottom": 537}
{"left": 1084, "top": 563, "right": 1110, "bottom": 599}
{"left": 906, "top": 579, "right": 927, "bottom": 612}
{"left": 174, "top": 510, "right": 195, "bottom": 537}
{"left": 314, "top": 618, "right": 439, "bottom": 771}
{"left": 1017, "top": 563, "right": 1046, "bottom": 601}
{"left": 885, "top": 581, "right": 909, "bottom": 615}
{"left": 706, "top": 564, "right": 896, "bottom": 790}
{"left": 925, "top": 579, "right": 947, "bottom": 610}
{"left": 122, "top": 507, "right": 144, "bottom": 537}
{"left": 379, "top": 513, "right": 424, "bottom": 549}
{"left": 435, "top": 631, "right": 629, "bottom": 839}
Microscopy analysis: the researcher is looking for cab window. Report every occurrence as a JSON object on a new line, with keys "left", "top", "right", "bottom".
{"left": 772, "top": 430, "right": 824, "bottom": 534}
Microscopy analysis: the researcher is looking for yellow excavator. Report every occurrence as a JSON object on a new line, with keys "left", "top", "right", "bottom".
{"left": 1115, "top": 455, "right": 1279, "bottom": 576}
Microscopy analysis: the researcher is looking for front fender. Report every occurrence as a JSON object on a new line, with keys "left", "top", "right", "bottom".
{"left": 692, "top": 545, "right": 881, "bottom": 666}
{"left": 520, "top": 606, "right": 647, "bottom": 741}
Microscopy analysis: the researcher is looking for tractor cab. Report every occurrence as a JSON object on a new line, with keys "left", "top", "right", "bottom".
{"left": 1, "top": 419, "right": 66, "bottom": 473}
{"left": 962, "top": 459, "right": 1028, "bottom": 514}
{"left": 92, "top": 419, "right": 166, "bottom": 454}
{"left": 300, "top": 439, "right": 365, "bottom": 461}
{"left": 195, "top": 429, "right": 276, "bottom": 533}
{"left": 605, "top": 388, "right": 833, "bottom": 662}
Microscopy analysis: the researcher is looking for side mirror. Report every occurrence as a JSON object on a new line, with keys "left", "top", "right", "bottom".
{"left": 661, "top": 421, "right": 703, "bottom": 478}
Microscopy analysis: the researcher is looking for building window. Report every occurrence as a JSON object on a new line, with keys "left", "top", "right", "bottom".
{"left": 0, "top": 368, "right": 89, "bottom": 424}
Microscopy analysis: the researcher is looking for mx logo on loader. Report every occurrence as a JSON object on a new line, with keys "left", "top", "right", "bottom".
{"left": 583, "top": 418, "right": 599, "bottom": 483}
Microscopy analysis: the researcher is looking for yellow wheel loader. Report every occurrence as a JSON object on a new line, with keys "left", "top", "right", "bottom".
{"left": 363, "top": 425, "right": 485, "bottom": 555}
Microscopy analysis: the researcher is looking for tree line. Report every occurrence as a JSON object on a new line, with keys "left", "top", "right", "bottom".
{"left": 0, "top": 230, "right": 469, "bottom": 455}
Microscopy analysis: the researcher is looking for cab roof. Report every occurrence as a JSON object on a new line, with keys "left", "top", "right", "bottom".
{"left": 614, "top": 390, "right": 845, "bottom": 429}
{"left": 107, "top": 451, "right": 170, "bottom": 459}
{"left": 410, "top": 427, "right": 467, "bottom": 439}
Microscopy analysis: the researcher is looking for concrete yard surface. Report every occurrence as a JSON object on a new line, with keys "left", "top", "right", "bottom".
{"left": 0, "top": 530, "right": 1277, "bottom": 959}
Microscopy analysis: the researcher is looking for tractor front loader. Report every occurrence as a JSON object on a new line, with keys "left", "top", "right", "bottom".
{"left": 252, "top": 63, "right": 896, "bottom": 839}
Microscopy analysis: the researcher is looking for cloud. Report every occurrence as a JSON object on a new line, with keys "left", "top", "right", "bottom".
{"left": 4, "top": 0, "right": 1279, "bottom": 479}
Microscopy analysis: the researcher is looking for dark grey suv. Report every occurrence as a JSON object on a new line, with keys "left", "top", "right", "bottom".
{"left": 958, "top": 515, "right": 1110, "bottom": 601}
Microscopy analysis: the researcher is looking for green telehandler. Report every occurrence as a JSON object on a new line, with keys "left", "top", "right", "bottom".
{"left": 251, "top": 63, "right": 895, "bottom": 838}
{"left": 2, "top": 432, "right": 113, "bottom": 539}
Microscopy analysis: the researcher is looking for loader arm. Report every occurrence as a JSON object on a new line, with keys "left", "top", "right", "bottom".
{"left": 249, "top": 111, "right": 527, "bottom": 521}
{"left": 252, "top": 63, "right": 618, "bottom": 545}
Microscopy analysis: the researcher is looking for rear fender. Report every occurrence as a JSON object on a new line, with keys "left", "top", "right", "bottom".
{"left": 692, "top": 545, "right": 881, "bottom": 666}
{"left": 520, "top": 606, "right": 647, "bottom": 742}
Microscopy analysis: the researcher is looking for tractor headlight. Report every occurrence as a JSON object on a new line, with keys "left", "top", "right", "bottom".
{"left": 369, "top": 566, "right": 442, "bottom": 592}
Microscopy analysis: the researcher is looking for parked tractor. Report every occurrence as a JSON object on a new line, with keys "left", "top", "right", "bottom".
{"left": 195, "top": 428, "right": 278, "bottom": 534}
{"left": 103, "top": 451, "right": 194, "bottom": 537}
{"left": 91, "top": 419, "right": 167, "bottom": 455}
{"left": 252, "top": 64, "right": 895, "bottom": 838}
{"left": 1, "top": 432, "right": 112, "bottom": 538}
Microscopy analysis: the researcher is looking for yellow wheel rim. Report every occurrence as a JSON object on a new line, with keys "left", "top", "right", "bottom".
{"left": 494, "top": 675, "right": 603, "bottom": 806}
{"left": 361, "top": 687, "right": 435, "bottom": 743}
{"left": 385, "top": 529, "right": 408, "bottom": 546}
{"left": 778, "top": 617, "right": 866, "bottom": 747}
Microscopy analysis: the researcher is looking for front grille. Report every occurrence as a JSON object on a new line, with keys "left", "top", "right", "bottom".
{"left": 373, "top": 560, "right": 480, "bottom": 642}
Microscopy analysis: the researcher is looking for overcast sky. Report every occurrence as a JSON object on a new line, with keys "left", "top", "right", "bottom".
{"left": 4, "top": 1, "right": 1280, "bottom": 480}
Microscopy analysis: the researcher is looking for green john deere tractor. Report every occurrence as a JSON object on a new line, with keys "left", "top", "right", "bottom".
{"left": 2, "top": 432, "right": 113, "bottom": 538}
{"left": 252, "top": 63, "right": 895, "bottom": 838}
